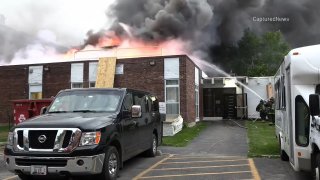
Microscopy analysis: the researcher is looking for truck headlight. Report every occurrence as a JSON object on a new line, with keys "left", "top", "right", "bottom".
{"left": 79, "top": 131, "right": 101, "bottom": 146}
{"left": 7, "top": 132, "right": 13, "bottom": 146}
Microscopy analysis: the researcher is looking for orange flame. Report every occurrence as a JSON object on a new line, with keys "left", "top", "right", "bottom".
{"left": 64, "top": 27, "right": 188, "bottom": 61}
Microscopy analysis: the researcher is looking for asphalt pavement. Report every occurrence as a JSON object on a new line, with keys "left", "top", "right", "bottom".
{"left": 0, "top": 120, "right": 313, "bottom": 180}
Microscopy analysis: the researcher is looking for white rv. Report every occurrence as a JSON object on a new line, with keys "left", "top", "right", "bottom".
{"left": 275, "top": 44, "right": 320, "bottom": 178}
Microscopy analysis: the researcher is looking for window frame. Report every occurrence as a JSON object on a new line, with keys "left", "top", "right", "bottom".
{"left": 165, "top": 79, "right": 180, "bottom": 115}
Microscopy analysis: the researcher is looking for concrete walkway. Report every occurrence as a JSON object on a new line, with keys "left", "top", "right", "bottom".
{"left": 160, "top": 120, "right": 248, "bottom": 156}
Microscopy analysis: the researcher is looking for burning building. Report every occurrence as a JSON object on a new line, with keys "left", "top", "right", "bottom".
{"left": 0, "top": 50, "right": 202, "bottom": 129}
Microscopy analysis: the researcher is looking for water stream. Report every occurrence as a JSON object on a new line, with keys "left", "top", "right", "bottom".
{"left": 191, "top": 56, "right": 265, "bottom": 100}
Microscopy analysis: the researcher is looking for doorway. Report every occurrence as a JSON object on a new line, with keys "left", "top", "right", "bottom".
{"left": 203, "top": 88, "right": 237, "bottom": 119}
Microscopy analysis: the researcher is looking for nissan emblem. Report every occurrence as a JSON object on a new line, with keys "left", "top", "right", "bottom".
{"left": 38, "top": 135, "right": 47, "bottom": 143}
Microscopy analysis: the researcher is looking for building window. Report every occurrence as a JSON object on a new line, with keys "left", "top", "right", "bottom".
{"left": 165, "top": 79, "right": 179, "bottom": 114}
{"left": 71, "top": 83, "right": 83, "bottom": 89}
{"left": 89, "top": 82, "right": 95, "bottom": 88}
{"left": 195, "top": 85, "right": 199, "bottom": 119}
{"left": 29, "top": 85, "right": 43, "bottom": 100}
{"left": 195, "top": 67, "right": 200, "bottom": 120}
{"left": 71, "top": 63, "right": 84, "bottom": 89}
{"left": 28, "top": 66, "right": 43, "bottom": 99}
{"left": 89, "top": 62, "right": 98, "bottom": 88}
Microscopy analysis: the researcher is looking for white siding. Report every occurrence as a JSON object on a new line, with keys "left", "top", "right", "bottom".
{"left": 245, "top": 77, "right": 274, "bottom": 118}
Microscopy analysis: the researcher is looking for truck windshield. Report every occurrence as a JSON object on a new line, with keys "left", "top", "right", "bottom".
{"left": 48, "top": 90, "right": 123, "bottom": 113}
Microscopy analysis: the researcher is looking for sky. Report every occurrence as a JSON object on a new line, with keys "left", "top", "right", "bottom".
{"left": 0, "top": 0, "right": 115, "bottom": 46}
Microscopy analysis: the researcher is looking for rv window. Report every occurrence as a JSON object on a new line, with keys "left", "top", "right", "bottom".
{"left": 295, "top": 95, "right": 310, "bottom": 147}
{"left": 316, "top": 84, "right": 320, "bottom": 94}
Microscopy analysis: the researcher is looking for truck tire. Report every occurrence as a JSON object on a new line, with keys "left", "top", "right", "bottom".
{"left": 145, "top": 134, "right": 157, "bottom": 157}
{"left": 98, "top": 146, "right": 119, "bottom": 180}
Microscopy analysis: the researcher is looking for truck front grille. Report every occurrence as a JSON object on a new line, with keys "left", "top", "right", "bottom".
{"left": 14, "top": 128, "right": 82, "bottom": 153}
{"left": 15, "top": 158, "right": 67, "bottom": 167}
{"left": 29, "top": 130, "right": 57, "bottom": 149}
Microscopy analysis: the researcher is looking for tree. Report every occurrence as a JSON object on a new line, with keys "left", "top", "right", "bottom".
{"left": 210, "top": 30, "right": 290, "bottom": 76}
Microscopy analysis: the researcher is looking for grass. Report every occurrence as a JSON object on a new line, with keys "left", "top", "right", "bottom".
{"left": 162, "top": 122, "right": 207, "bottom": 147}
{"left": 0, "top": 124, "right": 10, "bottom": 143}
{"left": 246, "top": 121, "right": 279, "bottom": 157}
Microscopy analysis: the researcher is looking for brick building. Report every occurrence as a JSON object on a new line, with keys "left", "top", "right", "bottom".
{"left": 0, "top": 54, "right": 202, "bottom": 125}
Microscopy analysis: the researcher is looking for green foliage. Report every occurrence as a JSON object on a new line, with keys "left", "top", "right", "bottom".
{"left": 162, "top": 122, "right": 207, "bottom": 147}
{"left": 211, "top": 30, "right": 290, "bottom": 76}
{"left": 246, "top": 121, "right": 279, "bottom": 157}
{"left": 0, "top": 124, "right": 9, "bottom": 142}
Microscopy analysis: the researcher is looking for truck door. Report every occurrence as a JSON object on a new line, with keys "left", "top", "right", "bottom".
{"left": 121, "top": 92, "right": 139, "bottom": 159}
{"left": 286, "top": 68, "right": 295, "bottom": 164}
{"left": 132, "top": 92, "right": 151, "bottom": 153}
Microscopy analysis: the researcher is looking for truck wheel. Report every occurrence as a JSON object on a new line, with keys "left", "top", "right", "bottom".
{"left": 18, "top": 174, "right": 33, "bottom": 180}
{"left": 146, "top": 134, "right": 157, "bottom": 157}
{"left": 98, "top": 146, "right": 119, "bottom": 180}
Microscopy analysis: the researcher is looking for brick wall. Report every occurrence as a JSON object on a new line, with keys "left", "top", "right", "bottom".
{"left": 114, "top": 57, "right": 165, "bottom": 102}
{"left": 0, "top": 65, "right": 29, "bottom": 123}
{"left": 0, "top": 55, "right": 202, "bottom": 123}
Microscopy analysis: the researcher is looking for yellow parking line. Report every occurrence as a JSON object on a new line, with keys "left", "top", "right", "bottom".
{"left": 169, "top": 156, "right": 243, "bottom": 160}
{"left": 161, "top": 159, "right": 248, "bottom": 164}
{"left": 248, "top": 159, "right": 261, "bottom": 180}
{"left": 138, "top": 170, "right": 252, "bottom": 179}
{"left": 2, "top": 175, "right": 18, "bottom": 180}
{"left": 132, "top": 154, "right": 173, "bottom": 180}
{"left": 170, "top": 155, "right": 243, "bottom": 159}
{"left": 153, "top": 163, "right": 249, "bottom": 171}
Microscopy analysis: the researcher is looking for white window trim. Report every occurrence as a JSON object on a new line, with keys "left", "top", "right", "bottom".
{"left": 165, "top": 79, "right": 180, "bottom": 114}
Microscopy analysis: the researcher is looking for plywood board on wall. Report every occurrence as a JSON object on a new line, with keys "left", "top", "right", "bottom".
{"left": 95, "top": 57, "right": 117, "bottom": 88}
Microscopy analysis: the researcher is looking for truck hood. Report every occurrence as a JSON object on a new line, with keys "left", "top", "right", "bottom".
{"left": 15, "top": 113, "right": 117, "bottom": 130}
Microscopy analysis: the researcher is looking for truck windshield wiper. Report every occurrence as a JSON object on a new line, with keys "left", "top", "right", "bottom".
{"left": 72, "top": 110, "right": 98, "bottom": 113}
{"left": 48, "top": 111, "right": 68, "bottom": 113}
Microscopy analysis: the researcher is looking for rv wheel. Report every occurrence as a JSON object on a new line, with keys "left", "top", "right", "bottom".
{"left": 313, "top": 154, "right": 320, "bottom": 180}
{"left": 279, "top": 138, "right": 289, "bottom": 161}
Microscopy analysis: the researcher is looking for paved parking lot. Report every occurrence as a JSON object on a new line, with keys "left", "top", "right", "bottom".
{"left": 0, "top": 121, "right": 313, "bottom": 180}
{"left": 133, "top": 154, "right": 259, "bottom": 180}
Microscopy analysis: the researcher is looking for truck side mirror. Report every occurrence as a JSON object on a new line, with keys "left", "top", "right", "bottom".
{"left": 309, "top": 94, "right": 320, "bottom": 116}
{"left": 40, "top": 106, "right": 47, "bottom": 115}
{"left": 132, "top": 105, "right": 142, "bottom": 118}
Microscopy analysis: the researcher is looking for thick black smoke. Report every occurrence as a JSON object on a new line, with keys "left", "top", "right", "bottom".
{"left": 96, "top": 0, "right": 320, "bottom": 53}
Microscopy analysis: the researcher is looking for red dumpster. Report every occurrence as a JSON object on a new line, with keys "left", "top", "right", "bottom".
{"left": 12, "top": 99, "right": 53, "bottom": 125}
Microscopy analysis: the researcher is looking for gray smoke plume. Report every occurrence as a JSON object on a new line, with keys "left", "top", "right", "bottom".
{"left": 99, "top": 0, "right": 320, "bottom": 53}
{"left": 1, "top": 0, "right": 320, "bottom": 64}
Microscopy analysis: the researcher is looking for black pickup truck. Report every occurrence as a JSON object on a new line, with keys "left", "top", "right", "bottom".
{"left": 4, "top": 88, "right": 162, "bottom": 180}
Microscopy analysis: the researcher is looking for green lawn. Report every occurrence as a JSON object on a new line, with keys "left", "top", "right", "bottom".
{"left": 246, "top": 121, "right": 279, "bottom": 157}
{"left": 162, "top": 122, "right": 207, "bottom": 147}
{"left": 0, "top": 124, "right": 10, "bottom": 143}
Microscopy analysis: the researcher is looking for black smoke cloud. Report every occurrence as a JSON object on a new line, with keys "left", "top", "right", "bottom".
{"left": 98, "top": 0, "right": 320, "bottom": 53}
{"left": 2, "top": 0, "right": 320, "bottom": 64}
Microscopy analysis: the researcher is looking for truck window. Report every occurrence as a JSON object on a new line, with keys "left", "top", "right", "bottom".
{"left": 123, "top": 93, "right": 133, "bottom": 111}
{"left": 133, "top": 93, "right": 147, "bottom": 113}
{"left": 295, "top": 95, "right": 310, "bottom": 147}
